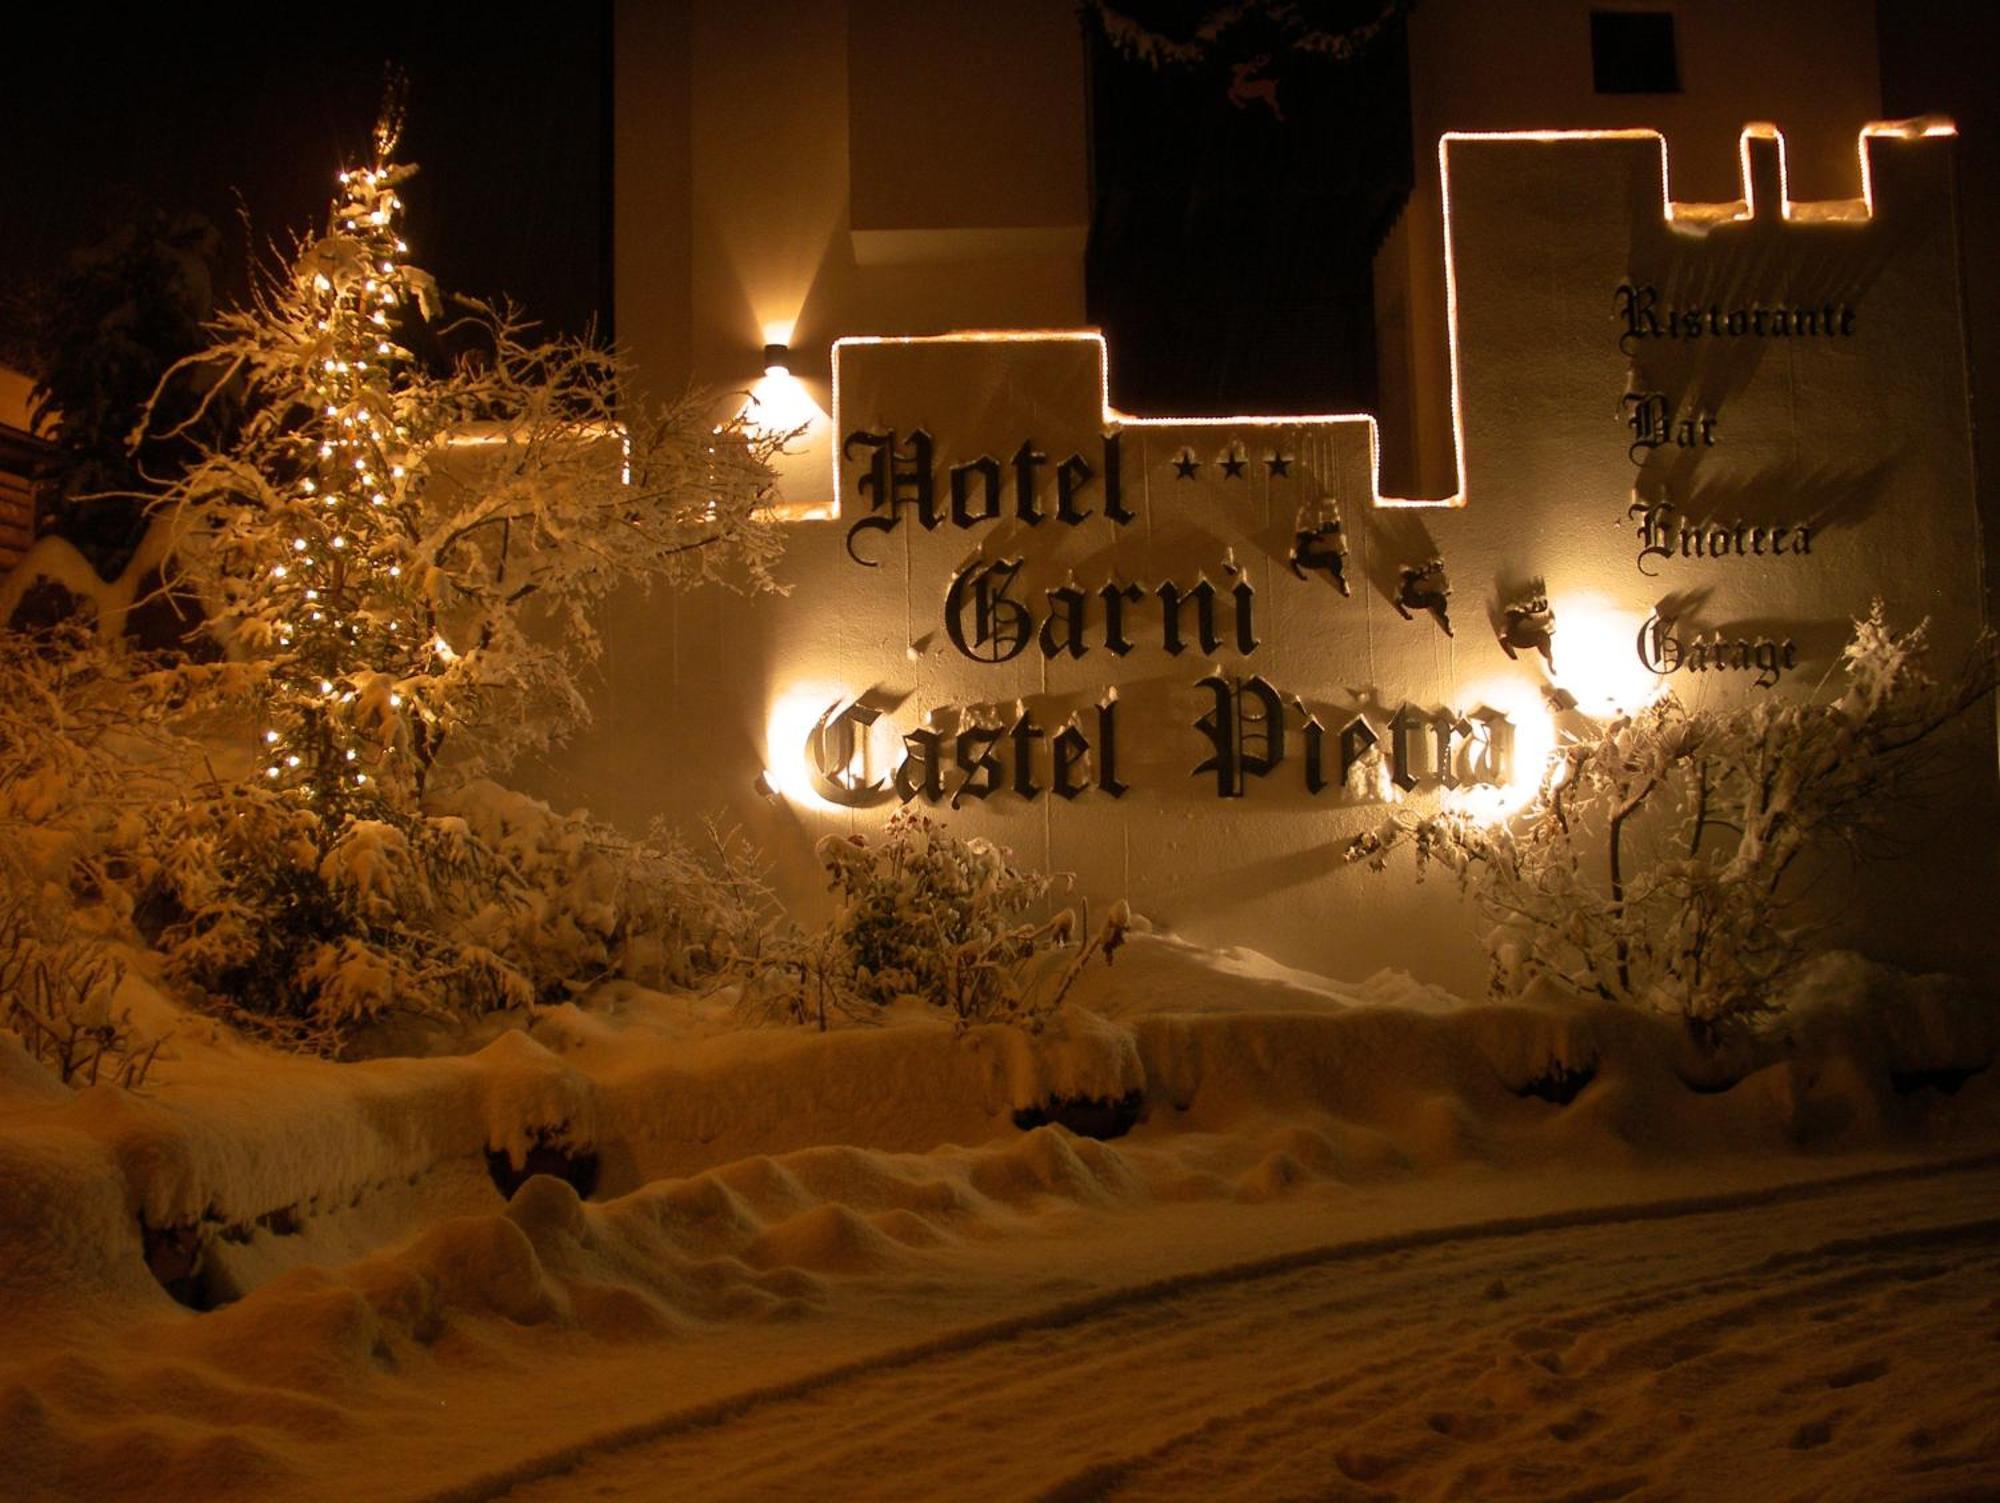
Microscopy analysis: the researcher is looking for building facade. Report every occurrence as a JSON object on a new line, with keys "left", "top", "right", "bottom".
{"left": 558, "top": 3, "right": 1995, "bottom": 989}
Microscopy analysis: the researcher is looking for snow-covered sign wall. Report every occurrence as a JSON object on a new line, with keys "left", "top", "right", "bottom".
{"left": 569, "top": 121, "right": 1995, "bottom": 989}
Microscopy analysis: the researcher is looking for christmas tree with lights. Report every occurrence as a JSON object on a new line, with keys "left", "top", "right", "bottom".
{"left": 137, "top": 101, "right": 784, "bottom": 1044}
{"left": 155, "top": 100, "right": 781, "bottom": 825}
{"left": 250, "top": 108, "right": 434, "bottom": 824}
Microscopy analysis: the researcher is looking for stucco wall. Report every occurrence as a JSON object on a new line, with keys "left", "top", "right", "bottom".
{"left": 1375, "top": 0, "right": 1883, "bottom": 500}
{"left": 551, "top": 119, "right": 1994, "bottom": 992}
{"left": 612, "top": 0, "right": 1088, "bottom": 508}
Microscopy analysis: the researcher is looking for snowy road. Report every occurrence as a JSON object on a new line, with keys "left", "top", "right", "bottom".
{"left": 494, "top": 1158, "right": 2000, "bottom": 1502}
{"left": 12, "top": 942, "right": 2000, "bottom": 1503}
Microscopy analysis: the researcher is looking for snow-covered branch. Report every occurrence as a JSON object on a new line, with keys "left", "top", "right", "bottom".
{"left": 1348, "top": 605, "right": 1996, "bottom": 1043}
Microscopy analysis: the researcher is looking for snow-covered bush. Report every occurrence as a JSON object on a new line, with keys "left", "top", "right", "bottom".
{"left": 429, "top": 784, "right": 781, "bottom": 1002}
{"left": 800, "top": 812, "right": 1126, "bottom": 1030}
{"left": 0, "top": 891, "right": 161, "bottom": 1089}
{"left": 135, "top": 778, "right": 784, "bottom": 1053}
{"left": 1348, "top": 605, "right": 1995, "bottom": 1044}
{"left": 138, "top": 775, "right": 529, "bottom": 1050}
{"left": 0, "top": 623, "right": 224, "bottom": 880}
{"left": 0, "top": 631, "right": 167, "bottom": 1086}
{"left": 0, "top": 619, "right": 462, "bottom": 1052}
{"left": 0, "top": 630, "right": 782, "bottom": 1059}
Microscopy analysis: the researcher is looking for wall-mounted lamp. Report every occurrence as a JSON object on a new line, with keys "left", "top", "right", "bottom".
{"left": 744, "top": 328, "right": 834, "bottom": 516}
{"left": 1545, "top": 597, "right": 1666, "bottom": 717}
{"left": 743, "top": 343, "right": 823, "bottom": 446}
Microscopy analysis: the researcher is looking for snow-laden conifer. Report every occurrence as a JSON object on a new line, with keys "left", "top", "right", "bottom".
{"left": 89, "top": 103, "right": 789, "bottom": 1050}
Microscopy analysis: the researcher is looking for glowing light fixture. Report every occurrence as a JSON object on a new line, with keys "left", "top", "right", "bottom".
{"left": 741, "top": 342, "right": 826, "bottom": 451}
{"left": 1548, "top": 597, "right": 1668, "bottom": 719}
{"left": 765, "top": 685, "right": 875, "bottom": 812}
{"left": 1443, "top": 680, "right": 1558, "bottom": 823}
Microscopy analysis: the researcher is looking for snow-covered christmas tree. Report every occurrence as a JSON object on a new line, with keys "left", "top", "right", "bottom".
{"left": 249, "top": 112, "right": 434, "bottom": 823}
{"left": 152, "top": 99, "right": 783, "bottom": 832}
{"left": 125, "top": 101, "right": 786, "bottom": 1045}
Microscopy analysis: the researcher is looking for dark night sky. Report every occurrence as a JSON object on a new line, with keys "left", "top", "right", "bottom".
{"left": 3, "top": 4, "right": 611, "bottom": 350}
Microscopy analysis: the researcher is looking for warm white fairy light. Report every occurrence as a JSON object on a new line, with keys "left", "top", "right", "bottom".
{"left": 252, "top": 139, "right": 436, "bottom": 814}
{"left": 245, "top": 104, "right": 721, "bottom": 832}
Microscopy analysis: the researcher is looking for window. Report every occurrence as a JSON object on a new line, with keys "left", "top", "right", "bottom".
{"left": 1591, "top": 10, "right": 1680, "bottom": 94}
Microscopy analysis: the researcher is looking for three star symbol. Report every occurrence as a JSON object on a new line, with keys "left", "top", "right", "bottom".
{"left": 1173, "top": 444, "right": 1293, "bottom": 480}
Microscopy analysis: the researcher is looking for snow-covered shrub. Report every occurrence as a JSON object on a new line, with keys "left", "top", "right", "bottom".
{"left": 139, "top": 777, "right": 532, "bottom": 1050}
{"left": 0, "top": 623, "right": 780, "bottom": 1056}
{"left": 138, "top": 779, "right": 781, "bottom": 1053}
{"left": 0, "top": 623, "right": 222, "bottom": 880}
{"left": 429, "top": 783, "right": 781, "bottom": 1002}
{"left": 1349, "top": 605, "right": 1995, "bottom": 1045}
{"left": 619, "top": 817, "right": 788, "bottom": 990}
{"left": 0, "top": 887, "right": 160, "bottom": 1089}
{"left": 799, "top": 812, "right": 1127, "bottom": 1030}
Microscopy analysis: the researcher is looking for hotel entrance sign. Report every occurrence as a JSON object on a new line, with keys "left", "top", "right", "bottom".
{"left": 599, "top": 122, "right": 1994, "bottom": 982}
{"left": 823, "top": 124, "right": 1981, "bottom": 812}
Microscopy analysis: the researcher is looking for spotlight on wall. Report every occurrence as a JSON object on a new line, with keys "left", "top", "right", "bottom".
{"left": 742, "top": 343, "right": 824, "bottom": 448}
{"left": 1548, "top": 596, "right": 1666, "bottom": 717}
{"left": 745, "top": 321, "right": 834, "bottom": 516}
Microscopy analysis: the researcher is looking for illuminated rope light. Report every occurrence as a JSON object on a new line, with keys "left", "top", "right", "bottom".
{"left": 829, "top": 329, "right": 1423, "bottom": 511}
{"left": 825, "top": 118, "right": 1955, "bottom": 520}
{"left": 784, "top": 121, "right": 1962, "bottom": 817}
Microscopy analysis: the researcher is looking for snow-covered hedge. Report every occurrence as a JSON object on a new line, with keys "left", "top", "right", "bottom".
{"left": 765, "top": 812, "right": 1126, "bottom": 1032}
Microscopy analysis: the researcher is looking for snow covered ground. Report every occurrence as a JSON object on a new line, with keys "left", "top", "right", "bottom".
{"left": 3, "top": 930, "right": 1997, "bottom": 1501}
{"left": 502, "top": 1157, "right": 2000, "bottom": 1502}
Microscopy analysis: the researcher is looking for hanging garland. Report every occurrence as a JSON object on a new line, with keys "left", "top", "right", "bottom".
{"left": 1084, "top": 0, "right": 1410, "bottom": 71}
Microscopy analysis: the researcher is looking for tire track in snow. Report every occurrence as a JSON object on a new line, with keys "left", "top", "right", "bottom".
{"left": 459, "top": 1153, "right": 2000, "bottom": 1502}
{"left": 1027, "top": 1216, "right": 2000, "bottom": 1501}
